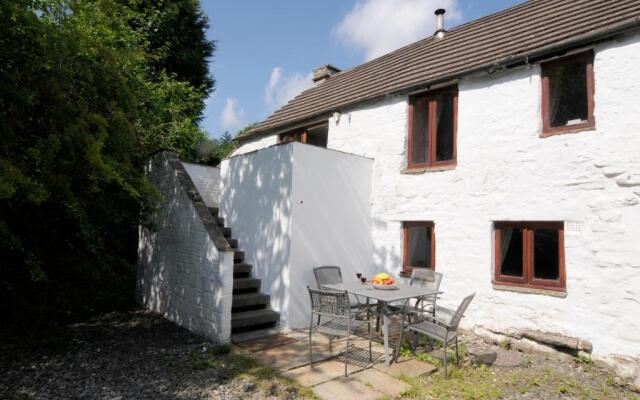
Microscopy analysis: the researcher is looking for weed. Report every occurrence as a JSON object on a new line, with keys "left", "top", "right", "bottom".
{"left": 500, "top": 338, "right": 511, "bottom": 350}
{"left": 575, "top": 354, "right": 593, "bottom": 365}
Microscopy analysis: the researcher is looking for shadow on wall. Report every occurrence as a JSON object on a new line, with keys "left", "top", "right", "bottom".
{"left": 220, "top": 145, "right": 293, "bottom": 326}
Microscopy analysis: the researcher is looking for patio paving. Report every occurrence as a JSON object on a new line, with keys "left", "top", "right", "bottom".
{"left": 239, "top": 329, "right": 437, "bottom": 399}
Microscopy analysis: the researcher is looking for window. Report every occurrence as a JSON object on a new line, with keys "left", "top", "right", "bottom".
{"left": 402, "top": 222, "right": 435, "bottom": 276}
{"left": 541, "top": 52, "right": 595, "bottom": 136}
{"left": 407, "top": 86, "right": 457, "bottom": 169}
{"left": 494, "top": 222, "right": 565, "bottom": 291}
{"left": 278, "top": 123, "right": 328, "bottom": 148}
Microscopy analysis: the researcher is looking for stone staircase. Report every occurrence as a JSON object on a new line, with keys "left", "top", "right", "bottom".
{"left": 208, "top": 207, "right": 280, "bottom": 337}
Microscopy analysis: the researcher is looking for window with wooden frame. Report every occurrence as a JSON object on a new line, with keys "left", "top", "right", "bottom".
{"left": 407, "top": 86, "right": 457, "bottom": 170}
{"left": 541, "top": 51, "right": 595, "bottom": 136}
{"left": 278, "top": 123, "right": 328, "bottom": 148}
{"left": 494, "top": 222, "right": 566, "bottom": 292}
{"left": 402, "top": 222, "right": 435, "bottom": 276}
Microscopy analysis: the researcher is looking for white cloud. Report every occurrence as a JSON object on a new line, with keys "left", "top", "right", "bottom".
{"left": 334, "top": 0, "right": 463, "bottom": 61}
{"left": 220, "top": 97, "right": 245, "bottom": 131}
{"left": 264, "top": 67, "right": 313, "bottom": 110}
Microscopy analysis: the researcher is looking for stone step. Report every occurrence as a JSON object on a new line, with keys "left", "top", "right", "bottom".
{"left": 233, "top": 262, "right": 252, "bottom": 278}
{"left": 232, "top": 293, "right": 270, "bottom": 310}
{"left": 233, "top": 277, "right": 261, "bottom": 293}
{"left": 222, "top": 227, "right": 232, "bottom": 238}
{"left": 231, "top": 327, "right": 281, "bottom": 343}
{"left": 207, "top": 207, "right": 219, "bottom": 217}
{"left": 231, "top": 309, "right": 279, "bottom": 331}
{"left": 228, "top": 238, "right": 238, "bottom": 249}
{"left": 215, "top": 216, "right": 225, "bottom": 226}
{"left": 234, "top": 251, "right": 244, "bottom": 262}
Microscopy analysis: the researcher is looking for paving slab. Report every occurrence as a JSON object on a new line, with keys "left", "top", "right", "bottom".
{"left": 281, "top": 360, "right": 364, "bottom": 387}
{"left": 313, "top": 376, "right": 385, "bottom": 400}
{"left": 252, "top": 341, "right": 334, "bottom": 372}
{"left": 352, "top": 368, "right": 410, "bottom": 398}
{"left": 373, "top": 358, "right": 437, "bottom": 379}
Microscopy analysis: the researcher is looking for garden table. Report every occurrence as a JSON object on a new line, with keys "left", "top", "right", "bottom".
{"left": 324, "top": 282, "right": 441, "bottom": 366}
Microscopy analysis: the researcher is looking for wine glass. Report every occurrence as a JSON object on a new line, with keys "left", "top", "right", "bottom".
{"left": 360, "top": 276, "right": 367, "bottom": 285}
{"left": 356, "top": 272, "right": 362, "bottom": 281}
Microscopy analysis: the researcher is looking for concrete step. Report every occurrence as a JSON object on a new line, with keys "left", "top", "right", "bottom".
{"left": 233, "top": 262, "right": 252, "bottom": 278}
{"left": 231, "top": 326, "right": 281, "bottom": 343}
{"left": 232, "top": 292, "right": 270, "bottom": 310}
{"left": 228, "top": 238, "right": 238, "bottom": 249}
{"left": 233, "top": 277, "right": 261, "bottom": 293}
{"left": 215, "top": 216, "right": 224, "bottom": 226}
{"left": 208, "top": 207, "right": 219, "bottom": 217}
{"left": 222, "top": 227, "right": 232, "bottom": 238}
{"left": 231, "top": 309, "right": 279, "bottom": 331}
{"left": 234, "top": 251, "right": 244, "bottom": 262}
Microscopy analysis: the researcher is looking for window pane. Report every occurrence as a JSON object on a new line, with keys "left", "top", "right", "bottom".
{"left": 408, "top": 225, "right": 432, "bottom": 269}
{"left": 435, "top": 92, "right": 455, "bottom": 161}
{"left": 306, "top": 125, "right": 328, "bottom": 148}
{"left": 411, "top": 97, "right": 429, "bottom": 164}
{"left": 548, "top": 60, "right": 588, "bottom": 127}
{"left": 500, "top": 227, "right": 523, "bottom": 277}
{"left": 534, "top": 228, "right": 560, "bottom": 280}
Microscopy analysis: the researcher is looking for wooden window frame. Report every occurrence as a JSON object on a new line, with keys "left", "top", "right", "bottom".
{"left": 541, "top": 51, "right": 595, "bottom": 137}
{"left": 494, "top": 221, "right": 566, "bottom": 292}
{"left": 278, "top": 122, "right": 328, "bottom": 145}
{"left": 407, "top": 86, "right": 458, "bottom": 170}
{"left": 401, "top": 221, "right": 436, "bottom": 277}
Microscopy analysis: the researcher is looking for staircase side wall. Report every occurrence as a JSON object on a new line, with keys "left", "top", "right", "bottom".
{"left": 182, "top": 162, "right": 221, "bottom": 207}
{"left": 137, "top": 152, "right": 234, "bottom": 342}
{"left": 219, "top": 144, "right": 294, "bottom": 329}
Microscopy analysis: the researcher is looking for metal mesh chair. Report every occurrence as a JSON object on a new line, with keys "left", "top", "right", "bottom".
{"left": 313, "top": 266, "right": 344, "bottom": 290}
{"left": 396, "top": 293, "right": 475, "bottom": 377}
{"left": 308, "top": 286, "right": 373, "bottom": 377}
{"left": 382, "top": 268, "right": 443, "bottom": 326}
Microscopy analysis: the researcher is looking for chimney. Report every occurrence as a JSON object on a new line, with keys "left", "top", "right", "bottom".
{"left": 434, "top": 8, "right": 446, "bottom": 39}
{"left": 312, "top": 64, "right": 341, "bottom": 84}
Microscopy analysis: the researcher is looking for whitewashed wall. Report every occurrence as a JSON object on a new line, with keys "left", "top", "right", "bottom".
{"left": 326, "top": 33, "right": 640, "bottom": 360}
{"left": 220, "top": 143, "right": 374, "bottom": 329}
{"left": 182, "top": 162, "right": 220, "bottom": 207}
{"left": 138, "top": 152, "right": 235, "bottom": 342}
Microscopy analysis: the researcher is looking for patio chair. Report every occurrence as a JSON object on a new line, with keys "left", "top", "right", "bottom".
{"left": 313, "top": 265, "right": 376, "bottom": 315}
{"left": 396, "top": 293, "right": 475, "bottom": 378}
{"left": 308, "top": 286, "right": 373, "bottom": 377}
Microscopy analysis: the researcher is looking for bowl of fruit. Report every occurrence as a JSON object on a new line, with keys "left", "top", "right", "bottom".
{"left": 372, "top": 273, "right": 398, "bottom": 290}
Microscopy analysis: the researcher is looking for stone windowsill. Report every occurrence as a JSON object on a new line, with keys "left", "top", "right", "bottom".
{"left": 492, "top": 284, "right": 567, "bottom": 298}
{"left": 401, "top": 164, "right": 457, "bottom": 174}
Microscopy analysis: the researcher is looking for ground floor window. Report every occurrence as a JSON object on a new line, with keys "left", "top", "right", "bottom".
{"left": 402, "top": 221, "right": 435, "bottom": 276}
{"left": 494, "top": 222, "right": 565, "bottom": 291}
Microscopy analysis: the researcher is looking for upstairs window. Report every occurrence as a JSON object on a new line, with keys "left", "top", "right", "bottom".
{"left": 278, "top": 123, "right": 328, "bottom": 148}
{"left": 494, "top": 222, "right": 565, "bottom": 292}
{"left": 541, "top": 52, "right": 595, "bottom": 136}
{"left": 407, "top": 86, "right": 457, "bottom": 170}
{"left": 402, "top": 222, "right": 435, "bottom": 276}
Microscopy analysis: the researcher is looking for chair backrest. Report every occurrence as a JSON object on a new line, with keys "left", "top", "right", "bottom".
{"left": 313, "top": 266, "right": 343, "bottom": 290}
{"left": 410, "top": 268, "right": 443, "bottom": 293}
{"left": 449, "top": 293, "right": 476, "bottom": 330}
{"left": 307, "top": 286, "right": 350, "bottom": 317}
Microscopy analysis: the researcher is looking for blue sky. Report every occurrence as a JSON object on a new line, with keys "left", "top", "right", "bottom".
{"left": 200, "top": 0, "right": 523, "bottom": 138}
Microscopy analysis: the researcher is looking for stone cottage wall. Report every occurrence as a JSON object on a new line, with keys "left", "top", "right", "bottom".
{"left": 137, "top": 152, "right": 235, "bottom": 342}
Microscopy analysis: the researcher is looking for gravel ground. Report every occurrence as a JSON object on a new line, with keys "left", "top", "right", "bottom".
{"left": 0, "top": 310, "right": 308, "bottom": 400}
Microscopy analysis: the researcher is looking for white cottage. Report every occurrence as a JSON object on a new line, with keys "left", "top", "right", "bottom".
{"left": 139, "top": 0, "right": 640, "bottom": 377}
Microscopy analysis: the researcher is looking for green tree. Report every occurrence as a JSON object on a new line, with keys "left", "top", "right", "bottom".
{"left": 0, "top": 0, "right": 212, "bottom": 331}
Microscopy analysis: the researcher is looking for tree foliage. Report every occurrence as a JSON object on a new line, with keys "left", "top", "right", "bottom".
{"left": 0, "top": 0, "right": 214, "bottom": 331}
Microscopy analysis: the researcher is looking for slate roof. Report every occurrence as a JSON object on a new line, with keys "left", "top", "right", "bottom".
{"left": 240, "top": 0, "right": 640, "bottom": 141}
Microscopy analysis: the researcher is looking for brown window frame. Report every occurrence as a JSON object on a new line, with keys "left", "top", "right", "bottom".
{"left": 494, "top": 221, "right": 566, "bottom": 292}
{"left": 278, "top": 122, "right": 328, "bottom": 146}
{"left": 401, "top": 221, "right": 436, "bottom": 277}
{"left": 541, "top": 51, "right": 595, "bottom": 137}
{"left": 407, "top": 86, "right": 458, "bottom": 170}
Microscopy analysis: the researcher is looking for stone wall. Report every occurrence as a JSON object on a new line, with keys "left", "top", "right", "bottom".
{"left": 137, "top": 152, "right": 235, "bottom": 342}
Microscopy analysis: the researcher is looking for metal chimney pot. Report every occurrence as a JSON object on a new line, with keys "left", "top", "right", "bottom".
{"left": 435, "top": 8, "right": 446, "bottom": 38}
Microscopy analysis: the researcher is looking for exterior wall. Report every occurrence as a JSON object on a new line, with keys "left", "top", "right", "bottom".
{"left": 325, "top": 32, "right": 640, "bottom": 361}
{"left": 289, "top": 143, "right": 374, "bottom": 328}
{"left": 230, "top": 134, "right": 279, "bottom": 156}
{"left": 220, "top": 145, "right": 294, "bottom": 327}
{"left": 220, "top": 143, "right": 374, "bottom": 329}
{"left": 137, "top": 152, "right": 235, "bottom": 342}
{"left": 182, "top": 162, "right": 221, "bottom": 207}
